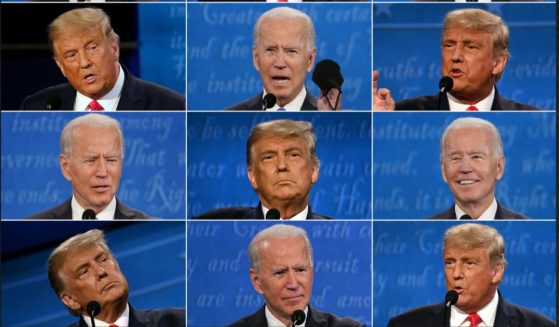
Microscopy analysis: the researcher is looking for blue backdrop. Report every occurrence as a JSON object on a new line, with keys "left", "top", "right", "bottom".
{"left": 373, "top": 221, "right": 556, "bottom": 326}
{"left": 187, "top": 3, "right": 372, "bottom": 110}
{"left": 187, "top": 112, "right": 372, "bottom": 219}
{"left": 373, "top": 112, "right": 556, "bottom": 219}
{"left": 373, "top": 3, "right": 556, "bottom": 110}
{"left": 1, "top": 221, "right": 186, "bottom": 327}
{"left": 187, "top": 220, "right": 371, "bottom": 326}
{"left": 1, "top": 112, "right": 186, "bottom": 219}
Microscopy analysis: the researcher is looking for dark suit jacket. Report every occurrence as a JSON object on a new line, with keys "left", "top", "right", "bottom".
{"left": 395, "top": 89, "right": 542, "bottom": 111}
{"left": 226, "top": 90, "right": 318, "bottom": 111}
{"left": 426, "top": 202, "right": 529, "bottom": 220}
{"left": 69, "top": 305, "right": 185, "bottom": 327}
{"left": 192, "top": 203, "right": 332, "bottom": 220}
{"left": 387, "top": 292, "right": 555, "bottom": 327}
{"left": 227, "top": 305, "right": 364, "bottom": 327}
{"left": 24, "top": 196, "right": 150, "bottom": 219}
{"left": 20, "top": 66, "right": 185, "bottom": 110}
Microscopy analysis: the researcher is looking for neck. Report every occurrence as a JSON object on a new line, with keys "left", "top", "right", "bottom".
{"left": 94, "top": 298, "right": 127, "bottom": 323}
{"left": 456, "top": 196, "right": 494, "bottom": 219}
{"left": 264, "top": 199, "right": 307, "bottom": 219}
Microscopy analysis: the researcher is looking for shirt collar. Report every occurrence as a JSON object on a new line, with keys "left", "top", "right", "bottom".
{"left": 264, "top": 305, "right": 308, "bottom": 327}
{"left": 74, "top": 64, "right": 125, "bottom": 111}
{"left": 454, "top": 198, "right": 498, "bottom": 220}
{"left": 82, "top": 302, "right": 129, "bottom": 327}
{"left": 264, "top": 87, "right": 306, "bottom": 112}
{"left": 71, "top": 196, "right": 117, "bottom": 220}
{"left": 448, "top": 86, "right": 495, "bottom": 112}
{"left": 450, "top": 291, "right": 499, "bottom": 327}
{"left": 261, "top": 204, "right": 309, "bottom": 220}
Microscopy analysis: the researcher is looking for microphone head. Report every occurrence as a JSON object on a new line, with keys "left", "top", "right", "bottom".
{"left": 262, "top": 93, "right": 277, "bottom": 110}
{"left": 82, "top": 209, "right": 97, "bottom": 220}
{"left": 86, "top": 301, "right": 101, "bottom": 317}
{"left": 312, "top": 59, "right": 344, "bottom": 92}
{"left": 45, "top": 97, "right": 62, "bottom": 110}
{"left": 459, "top": 214, "right": 472, "bottom": 220}
{"left": 439, "top": 76, "right": 453, "bottom": 93}
{"left": 445, "top": 290, "right": 459, "bottom": 307}
{"left": 291, "top": 310, "right": 306, "bottom": 325}
{"left": 266, "top": 208, "right": 280, "bottom": 220}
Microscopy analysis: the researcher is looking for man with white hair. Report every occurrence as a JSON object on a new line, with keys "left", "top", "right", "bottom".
{"left": 428, "top": 117, "right": 528, "bottom": 220}
{"left": 228, "top": 224, "right": 363, "bottom": 327}
{"left": 226, "top": 7, "right": 340, "bottom": 111}
{"left": 25, "top": 114, "right": 149, "bottom": 219}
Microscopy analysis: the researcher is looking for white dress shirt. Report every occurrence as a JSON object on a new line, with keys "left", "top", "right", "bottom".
{"left": 265, "top": 305, "right": 308, "bottom": 327}
{"left": 262, "top": 204, "right": 309, "bottom": 220}
{"left": 448, "top": 87, "right": 495, "bottom": 111}
{"left": 264, "top": 87, "right": 307, "bottom": 111}
{"left": 450, "top": 291, "right": 499, "bottom": 327}
{"left": 71, "top": 196, "right": 117, "bottom": 220}
{"left": 455, "top": 198, "right": 498, "bottom": 220}
{"left": 83, "top": 302, "right": 129, "bottom": 327}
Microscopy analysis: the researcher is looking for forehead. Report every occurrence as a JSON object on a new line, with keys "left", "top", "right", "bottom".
{"left": 444, "top": 127, "right": 493, "bottom": 151}
{"left": 253, "top": 135, "right": 307, "bottom": 152}
{"left": 71, "top": 125, "right": 120, "bottom": 147}
{"left": 60, "top": 244, "right": 107, "bottom": 270}
{"left": 258, "top": 18, "right": 308, "bottom": 45}
{"left": 259, "top": 236, "right": 309, "bottom": 264}
{"left": 54, "top": 26, "right": 106, "bottom": 49}
{"left": 444, "top": 244, "right": 490, "bottom": 261}
{"left": 443, "top": 26, "right": 493, "bottom": 44}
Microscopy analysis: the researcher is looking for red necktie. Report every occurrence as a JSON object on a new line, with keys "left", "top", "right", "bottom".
{"left": 87, "top": 100, "right": 104, "bottom": 111}
{"left": 466, "top": 312, "right": 482, "bottom": 327}
{"left": 466, "top": 105, "right": 478, "bottom": 111}
{"left": 108, "top": 324, "right": 119, "bottom": 327}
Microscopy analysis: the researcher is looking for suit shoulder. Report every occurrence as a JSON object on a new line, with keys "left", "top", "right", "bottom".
{"left": 498, "top": 96, "right": 543, "bottom": 111}
{"left": 137, "top": 307, "right": 186, "bottom": 326}
{"left": 311, "top": 213, "right": 334, "bottom": 220}
{"left": 23, "top": 200, "right": 71, "bottom": 219}
{"left": 395, "top": 94, "right": 439, "bottom": 110}
{"left": 225, "top": 94, "right": 261, "bottom": 111}
{"left": 192, "top": 207, "right": 258, "bottom": 220}
{"left": 20, "top": 83, "right": 73, "bottom": 110}
{"left": 325, "top": 314, "right": 364, "bottom": 326}
{"left": 502, "top": 301, "right": 555, "bottom": 326}
{"left": 132, "top": 77, "right": 185, "bottom": 109}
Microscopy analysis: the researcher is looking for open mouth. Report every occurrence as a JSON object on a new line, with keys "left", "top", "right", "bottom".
{"left": 271, "top": 76, "right": 290, "bottom": 85}
{"left": 83, "top": 73, "right": 97, "bottom": 84}
{"left": 92, "top": 185, "right": 111, "bottom": 192}
{"left": 449, "top": 68, "right": 463, "bottom": 78}
{"left": 458, "top": 179, "right": 478, "bottom": 185}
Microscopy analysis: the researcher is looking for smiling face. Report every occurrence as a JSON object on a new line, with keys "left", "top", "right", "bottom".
{"left": 59, "top": 244, "right": 129, "bottom": 316}
{"left": 441, "top": 26, "right": 506, "bottom": 104}
{"left": 247, "top": 135, "right": 318, "bottom": 210}
{"left": 253, "top": 18, "right": 316, "bottom": 107}
{"left": 60, "top": 125, "right": 123, "bottom": 213}
{"left": 441, "top": 126, "right": 504, "bottom": 212}
{"left": 53, "top": 26, "right": 120, "bottom": 100}
{"left": 250, "top": 236, "right": 313, "bottom": 326}
{"left": 444, "top": 245, "right": 504, "bottom": 313}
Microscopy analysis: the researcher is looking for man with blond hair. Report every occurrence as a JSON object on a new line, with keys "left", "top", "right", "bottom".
{"left": 374, "top": 8, "right": 542, "bottom": 111}
{"left": 193, "top": 119, "right": 332, "bottom": 219}
{"left": 21, "top": 7, "right": 184, "bottom": 110}
{"left": 48, "top": 229, "right": 185, "bottom": 326}
{"left": 388, "top": 223, "right": 554, "bottom": 327}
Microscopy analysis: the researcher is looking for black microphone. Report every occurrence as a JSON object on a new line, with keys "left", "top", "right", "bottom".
{"left": 86, "top": 301, "right": 101, "bottom": 327}
{"left": 291, "top": 310, "right": 306, "bottom": 327}
{"left": 266, "top": 208, "right": 280, "bottom": 220}
{"left": 438, "top": 76, "right": 453, "bottom": 111}
{"left": 45, "top": 97, "right": 62, "bottom": 110}
{"left": 82, "top": 209, "right": 97, "bottom": 220}
{"left": 262, "top": 93, "right": 276, "bottom": 111}
{"left": 444, "top": 290, "right": 458, "bottom": 327}
{"left": 312, "top": 59, "right": 344, "bottom": 110}
{"left": 445, "top": 290, "right": 458, "bottom": 307}
{"left": 459, "top": 214, "right": 472, "bottom": 220}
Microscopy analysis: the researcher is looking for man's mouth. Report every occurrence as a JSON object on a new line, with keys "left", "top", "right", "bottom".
{"left": 92, "top": 185, "right": 111, "bottom": 192}
{"left": 449, "top": 68, "right": 464, "bottom": 78}
{"left": 83, "top": 73, "right": 97, "bottom": 84}
{"left": 271, "top": 76, "right": 290, "bottom": 85}
{"left": 458, "top": 179, "right": 478, "bottom": 185}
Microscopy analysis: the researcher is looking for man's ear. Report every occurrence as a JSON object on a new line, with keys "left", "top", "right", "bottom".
{"left": 61, "top": 291, "right": 81, "bottom": 312}
{"left": 250, "top": 268, "right": 264, "bottom": 295}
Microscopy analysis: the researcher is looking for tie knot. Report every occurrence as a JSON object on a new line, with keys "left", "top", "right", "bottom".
{"left": 108, "top": 324, "right": 119, "bottom": 327}
{"left": 87, "top": 100, "right": 104, "bottom": 111}
{"left": 466, "top": 312, "right": 482, "bottom": 327}
{"left": 466, "top": 105, "right": 478, "bottom": 111}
